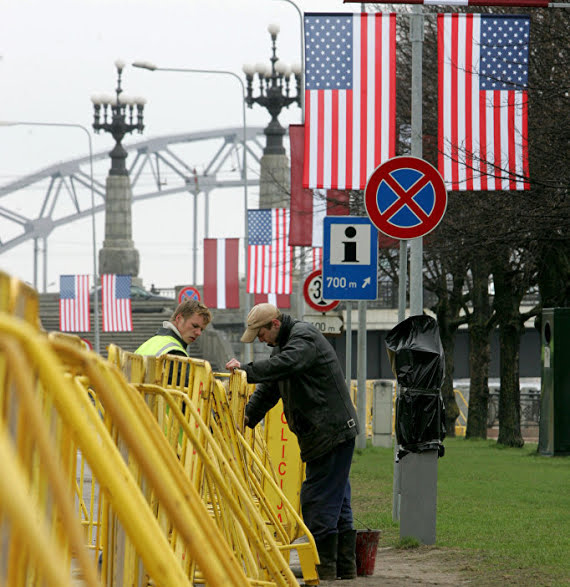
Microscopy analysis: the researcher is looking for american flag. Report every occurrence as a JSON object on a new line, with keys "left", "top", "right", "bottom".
{"left": 247, "top": 209, "right": 292, "bottom": 294}
{"left": 59, "top": 274, "right": 90, "bottom": 332}
{"left": 438, "top": 14, "right": 530, "bottom": 191}
{"left": 101, "top": 274, "right": 133, "bottom": 332}
{"left": 303, "top": 12, "right": 397, "bottom": 190}
{"left": 203, "top": 238, "right": 240, "bottom": 309}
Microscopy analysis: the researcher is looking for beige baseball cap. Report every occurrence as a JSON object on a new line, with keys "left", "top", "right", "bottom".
{"left": 241, "top": 303, "right": 279, "bottom": 343}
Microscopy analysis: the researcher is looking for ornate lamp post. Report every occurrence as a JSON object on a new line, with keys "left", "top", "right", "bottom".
{"left": 90, "top": 60, "right": 146, "bottom": 280}
{"left": 243, "top": 23, "right": 301, "bottom": 208}
{"left": 91, "top": 59, "right": 146, "bottom": 175}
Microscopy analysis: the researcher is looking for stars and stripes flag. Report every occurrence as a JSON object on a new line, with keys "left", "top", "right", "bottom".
{"left": 101, "top": 274, "right": 133, "bottom": 332}
{"left": 59, "top": 274, "right": 90, "bottom": 332}
{"left": 303, "top": 12, "right": 397, "bottom": 190}
{"left": 203, "top": 238, "right": 240, "bottom": 309}
{"left": 247, "top": 208, "right": 292, "bottom": 294}
{"left": 438, "top": 13, "right": 530, "bottom": 191}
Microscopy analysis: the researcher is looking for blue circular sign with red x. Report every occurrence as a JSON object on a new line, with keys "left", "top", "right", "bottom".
{"left": 177, "top": 286, "right": 201, "bottom": 304}
{"left": 365, "top": 156, "right": 447, "bottom": 240}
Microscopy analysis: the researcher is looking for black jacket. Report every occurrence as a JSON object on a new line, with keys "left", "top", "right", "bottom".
{"left": 244, "top": 314, "right": 359, "bottom": 462}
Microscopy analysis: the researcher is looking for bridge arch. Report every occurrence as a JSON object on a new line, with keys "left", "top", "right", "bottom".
{"left": 0, "top": 126, "right": 269, "bottom": 290}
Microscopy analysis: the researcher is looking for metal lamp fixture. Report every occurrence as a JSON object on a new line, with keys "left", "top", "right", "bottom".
{"left": 242, "top": 24, "right": 301, "bottom": 155}
{"left": 91, "top": 59, "right": 146, "bottom": 175}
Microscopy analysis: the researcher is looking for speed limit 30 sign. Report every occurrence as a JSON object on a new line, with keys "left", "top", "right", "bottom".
{"left": 303, "top": 270, "right": 340, "bottom": 313}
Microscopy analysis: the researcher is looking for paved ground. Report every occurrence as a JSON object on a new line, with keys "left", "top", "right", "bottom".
{"left": 291, "top": 544, "right": 470, "bottom": 586}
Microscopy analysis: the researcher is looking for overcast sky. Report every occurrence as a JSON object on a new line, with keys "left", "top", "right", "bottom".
{"left": 0, "top": 0, "right": 366, "bottom": 292}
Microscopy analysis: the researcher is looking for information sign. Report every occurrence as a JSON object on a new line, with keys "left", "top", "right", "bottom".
{"left": 322, "top": 216, "right": 378, "bottom": 301}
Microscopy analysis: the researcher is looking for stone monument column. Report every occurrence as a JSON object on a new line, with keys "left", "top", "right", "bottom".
{"left": 91, "top": 59, "right": 145, "bottom": 282}
{"left": 259, "top": 115, "right": 291, "bottom": 209}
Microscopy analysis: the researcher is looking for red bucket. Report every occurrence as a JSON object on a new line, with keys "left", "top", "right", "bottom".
{"left": 355, "top": 529, "right": 381, "bottom": 576}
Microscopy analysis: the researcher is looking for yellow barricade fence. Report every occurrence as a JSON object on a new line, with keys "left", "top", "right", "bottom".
{"left": 113, "top": 347, "right": 319, "bottom": 586}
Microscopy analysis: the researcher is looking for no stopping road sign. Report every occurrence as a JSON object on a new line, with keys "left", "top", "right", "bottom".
{"left": 365, "top": 156, "right": 447, "bottom": 240}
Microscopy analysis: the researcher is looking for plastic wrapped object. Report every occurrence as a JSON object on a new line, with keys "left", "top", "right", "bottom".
{"left": 385, "top": 315, "right": 445, "bottom": 390}
{"left": 385, "top": 315, "right": 446, "bottom": 458}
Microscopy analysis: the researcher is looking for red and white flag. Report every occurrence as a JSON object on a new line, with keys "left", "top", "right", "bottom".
{"left": 59, "top": 274, "right": 90, "bottom": 332}
{"left": 203, "top": 238, "right": 240, "bottom": 309}
{"left": 253, "top": 293, "right": 291, "bottom": 309}
{"left": 303, "top": 12, "right": 397, "bottom": 190}
{"left": 290, "top": 124, "right": 350, "bottom": 248}
{"left": 438, "top": 13, "right": 530, "bottom": 191}
{"left": 101, "top": 274, "right": 133, "bottom": 332}
{"left": 247, "top": 208, "right": 292, "bottom": 294}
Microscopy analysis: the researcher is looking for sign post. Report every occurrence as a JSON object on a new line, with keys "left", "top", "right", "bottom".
{"left": 323, "top": 216, "right": 378, "bottom": 449}
{"left": 365, "top": 155, "right": 447, "bottom": 543}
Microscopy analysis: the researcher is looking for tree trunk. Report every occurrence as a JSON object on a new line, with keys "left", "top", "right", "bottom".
{"left": 497, "top": 320, "right": 524, "bottom": 447}
{"left": 439, "top": 325, "right": 460, "bottom": 437}
{"left": 466, "top": 260, "right": 493, "bottom": 439}
{"left": 493, "top": 260, "right": 524, "bottom": 448}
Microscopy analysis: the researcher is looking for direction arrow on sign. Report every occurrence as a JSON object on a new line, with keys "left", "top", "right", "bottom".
{"left": 303, "top": 314, "right": 344, "bottom": 335}
{"left": 365, "top": 156, "right": 447, "bottom": 240}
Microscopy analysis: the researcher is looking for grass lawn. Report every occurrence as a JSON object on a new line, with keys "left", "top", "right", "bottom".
{"left": 350, "top": 437, "right": 570, "bottom": 586}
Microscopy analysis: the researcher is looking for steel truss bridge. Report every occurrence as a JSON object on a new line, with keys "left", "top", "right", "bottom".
{"left": 0, "top": 126, "right": 267, "bottom": 290}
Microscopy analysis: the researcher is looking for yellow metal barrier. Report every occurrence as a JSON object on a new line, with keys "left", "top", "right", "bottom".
{"left": 52, "top": 339, "right": 250, "bottom": 586}
{"left": 0, "top": 328, "right": 100, "bottom": 587}
{"left": 113, "top": 347, "right": 309, "bottom": 586}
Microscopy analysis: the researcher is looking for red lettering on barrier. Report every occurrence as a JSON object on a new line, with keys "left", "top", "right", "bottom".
{"left": 280, "top": 479, "right": 284, "bottom": 489}
{"left": 280, "top": 427, "right": 288, "bottom": 441}
{"left": 277, "top": 500, "right": 283, "bottom": 510}
{"left": 281, "top": 445, "right": 286, "bottom": 459}
{"left": 278, "top": 462, "right": 287, "bottom": 476}
{"left": 281, "top": 411, "right": 287, "bottom": 424}
{"left": 278, "top": 513, "right": 283, "bottom": 523}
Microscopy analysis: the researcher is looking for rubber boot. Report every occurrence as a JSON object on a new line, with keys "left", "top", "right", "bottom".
{"left": 337, "top": 529, "right": 357, "bottom": 579}
{"left": 315, "top": 533, "right": 338, "bottom": 582}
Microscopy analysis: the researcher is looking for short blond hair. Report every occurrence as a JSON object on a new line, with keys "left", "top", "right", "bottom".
{"left": 170, "top": 299, "right": 212, "bottom": 326}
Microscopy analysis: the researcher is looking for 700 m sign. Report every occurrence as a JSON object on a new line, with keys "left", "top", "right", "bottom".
{"left": 325, "top": 275, "right": 355, "bottom": 290}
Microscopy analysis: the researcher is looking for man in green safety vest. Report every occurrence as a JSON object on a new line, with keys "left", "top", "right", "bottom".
{"left": 135, "top": 299, "right": 212, "bottom": 359}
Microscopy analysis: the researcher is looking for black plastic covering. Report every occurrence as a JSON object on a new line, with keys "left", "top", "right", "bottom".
{"left": 385, "top": 315, "right": 446, "bottom": 458}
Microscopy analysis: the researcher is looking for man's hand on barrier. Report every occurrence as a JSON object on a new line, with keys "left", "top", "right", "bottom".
{"left": 226, "top": 358, "right": 241, "bottom": 372}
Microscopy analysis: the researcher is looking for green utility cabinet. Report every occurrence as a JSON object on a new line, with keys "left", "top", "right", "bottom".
{"left": 538, "top": 308, "right": 570, "bottom": 455}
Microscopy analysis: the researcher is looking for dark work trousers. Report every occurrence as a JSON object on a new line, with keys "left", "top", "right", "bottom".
{"left": 300, "top": 438, "right": 355, "bottom": 540}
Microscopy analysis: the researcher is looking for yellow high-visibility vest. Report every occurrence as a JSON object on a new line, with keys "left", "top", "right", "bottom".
{"left": 135, "top": 334, "right": 188, "bottom": 357}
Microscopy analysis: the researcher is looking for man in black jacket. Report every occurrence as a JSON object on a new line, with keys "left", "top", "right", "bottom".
{"left": 226, "top": 303, "right": 359, "bottom": 581}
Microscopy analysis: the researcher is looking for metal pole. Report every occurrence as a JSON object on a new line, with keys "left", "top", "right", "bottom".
{"left": 192, "top": 188, "right": 198, "bottom": 285}
{"left": 131, "top": 63, "right": 252, "bottom": 362}
{"left": 356, "top": 299, "right": 367, "bottom": 449}
{"left": 393, "top": 238, "right": 408, "bottom": 521}
{"left": 0, "top": 121, "right": 100, "bottom": 354}
{"left": 345, "top": 302, "right": 352, "bottom": 394}
{"left": 409, "top": 6, "right": 424, "bottom": 316}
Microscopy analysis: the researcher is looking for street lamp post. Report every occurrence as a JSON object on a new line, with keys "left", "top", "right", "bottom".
{"left": 271, "top": 0, "right": 305, "bottom": 121}
{"left": 242, "top": 23, "right": 302, "bottom": 163}
{"left": 131, "top": 61, "right": 253, "bottom": 362}
{"left": 91, "top": 60, "right": 146, "bottom": 280}
{"left": 91, "top": 60, "right": 146, "bottom": 175}
{"left": 0, "top": 120, "right": 100, "bottom": 354}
